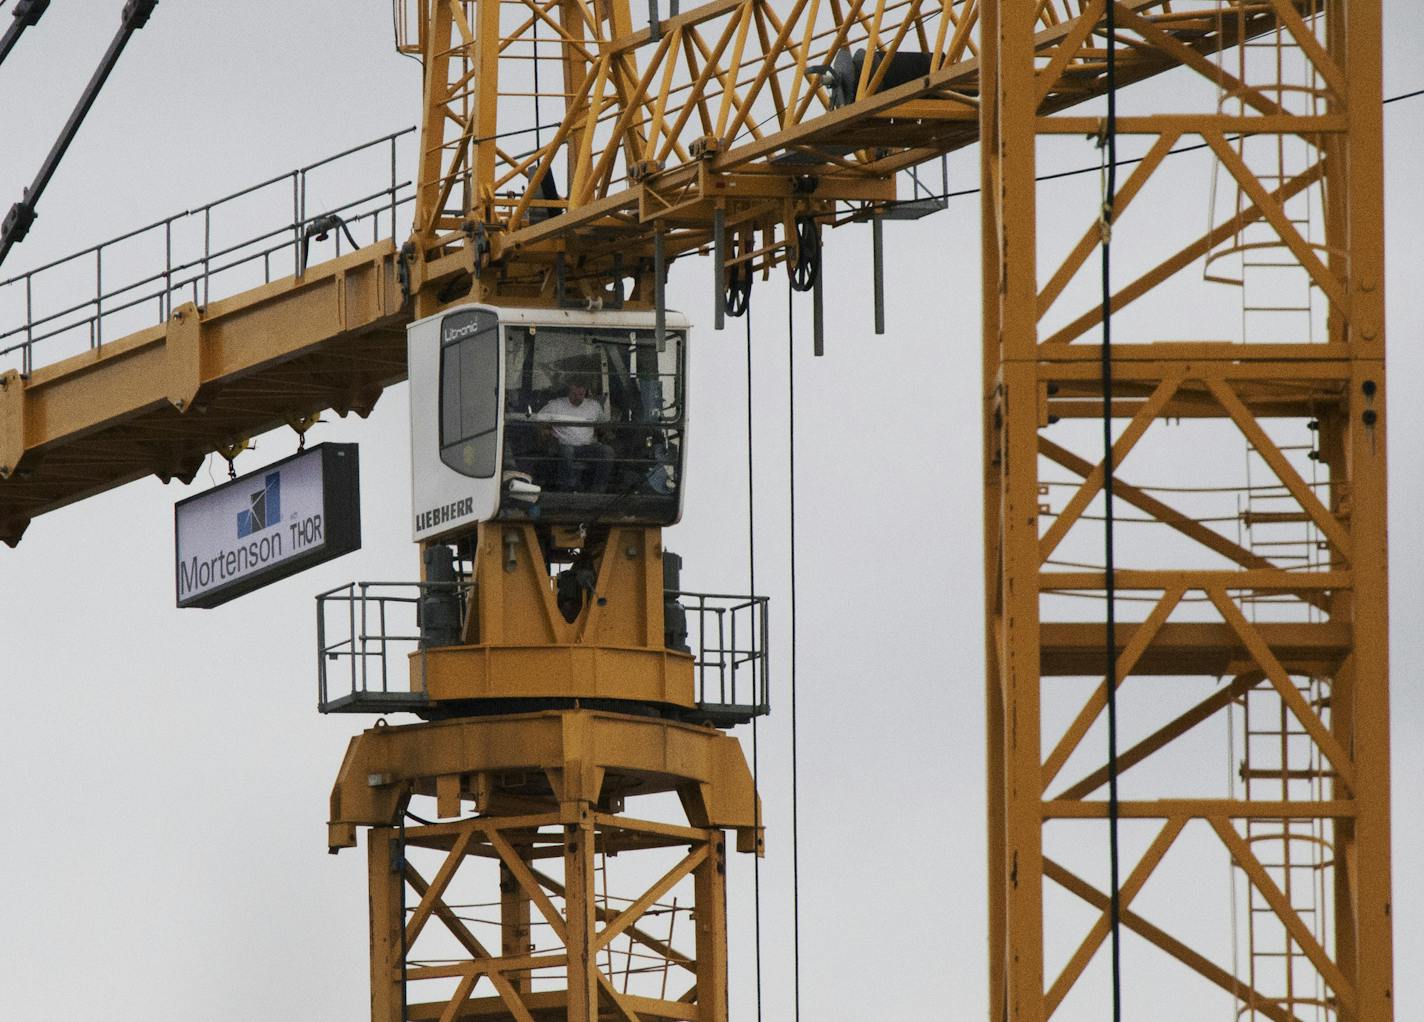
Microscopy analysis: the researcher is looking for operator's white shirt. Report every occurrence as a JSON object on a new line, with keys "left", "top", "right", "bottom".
{"left": 537, "top": 396, "right": 607, "bottom": 446}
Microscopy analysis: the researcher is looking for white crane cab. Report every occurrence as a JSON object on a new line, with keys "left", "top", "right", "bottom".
{"left": 408, "top": 304, "right": 689, "bottom": 543}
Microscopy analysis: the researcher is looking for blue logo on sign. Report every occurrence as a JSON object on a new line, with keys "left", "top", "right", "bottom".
{"left": 236, "top": 472, "right": 281, "bottom": 537}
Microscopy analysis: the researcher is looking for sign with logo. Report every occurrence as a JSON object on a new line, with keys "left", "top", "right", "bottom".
{"left": 174, "top": 443, "right": 361, "bottom": 608}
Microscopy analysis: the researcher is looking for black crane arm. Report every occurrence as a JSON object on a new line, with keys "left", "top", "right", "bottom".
{"left": 0, "top": 0, "right": 49, "bottom": 71}
{"left": 0, "top": 0, "right": 157, "bottom": 269}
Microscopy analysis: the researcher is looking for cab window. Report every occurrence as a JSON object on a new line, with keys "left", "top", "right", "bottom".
{"left": 439, "top": 310, "right": 500, "bottom": 478}
{"left": 498, "top": 325, "right": 684, "bottom": 522}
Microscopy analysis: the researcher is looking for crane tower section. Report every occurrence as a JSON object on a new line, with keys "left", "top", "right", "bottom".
{"left": 982, "top": 2, "right": 1391, "bottom": 1019}
{"left": 0, "top": 1, "right": 1396, "bottom": 1019}
{"left": 324, "top": 294, "right": 759, "bottom": 1021}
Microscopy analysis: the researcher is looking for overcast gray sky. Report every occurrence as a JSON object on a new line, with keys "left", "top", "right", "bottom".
{"left": 1, "top": 3, "right": 1421, "bottom": 1020}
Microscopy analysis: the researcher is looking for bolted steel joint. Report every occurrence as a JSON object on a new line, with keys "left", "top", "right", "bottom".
{"left": 2, "top": 199, "right": 35, "bottom": 243}
{"left": 121, "top": 0, "right": 158, "bottom": 30}
{"left": 689, "top": 135, "right": 721, "bottom": 161}
{"left": 13, "top": 0, "right": 50, "bottom": 26}
{"left": 628, "top": 158, "right": 664, "bottom": 183}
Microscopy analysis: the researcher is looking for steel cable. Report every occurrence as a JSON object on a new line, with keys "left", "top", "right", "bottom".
{"left": 1101, "top": 4, "right": 1125, "bottom": 1021}
{"left": 786, "top": 285, "right": 803, "bottom": 1022}
{"left": 745, "top": 311, "right": 765, "bottom": 1022}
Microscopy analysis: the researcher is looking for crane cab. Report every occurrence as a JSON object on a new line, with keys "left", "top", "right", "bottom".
{"left": 409, "top": 304, "right": 688, "bottom": 542}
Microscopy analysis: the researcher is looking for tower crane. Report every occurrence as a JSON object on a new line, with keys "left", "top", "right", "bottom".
{"left": 0, "top": 2, "right": 1397, "bottom": 1021}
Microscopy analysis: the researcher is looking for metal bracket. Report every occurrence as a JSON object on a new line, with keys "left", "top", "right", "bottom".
{"left": 690, "top": 135, "right": 722, "bottom": 161}
{"left": 397, "top": 241, "right": 416, "bottom": 303}
{"left": 813, "top": 260, "right": 825, "bottom": 356}
{"left": 872, "top": 213, "right": 885, "bottom": 335}
{"left": 629, "top": 158, "right": 664, "bottom": 183}
{"left": 464, "top": 220, "right": 491, "bottom": 271}
{"left": 712, "top": 207, "right": 725, "bottom": 330}
{"left": 653, "top": 226, "right": 667, "bottom": 348}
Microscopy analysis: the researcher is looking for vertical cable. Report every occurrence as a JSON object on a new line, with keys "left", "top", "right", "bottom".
{"left": 1101, "top": 3, "right": 1124, "bottom": 1020}
{"left": 786, "top": 289, "right": 802, "bottom": 1021}
{"left": 744, "top": 312, "right": 764, "bottom": 1022}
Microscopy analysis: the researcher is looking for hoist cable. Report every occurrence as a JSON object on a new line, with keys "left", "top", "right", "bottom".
{"left": 475, "top": 120, "right": 567, "bottom": 146}
{"left": 1101, "top": 4, "right": 1124, "bottom": 1021}
{"left": 786, "top": 287, "right": 803, "bottom": 1022}
{"left": 744, "top": 310, "right": 765, "bottom": 1022}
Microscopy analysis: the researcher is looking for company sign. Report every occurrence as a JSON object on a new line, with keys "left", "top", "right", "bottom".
{"left": 174, "top": 443, "right": 361, "bottom": 608}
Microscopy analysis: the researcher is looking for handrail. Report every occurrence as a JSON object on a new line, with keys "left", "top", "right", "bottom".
{"left": 316, "top": 581, "right": 770, "bottom": 721}
{"left": 0, "top": 127, "right": 415, "bottom": 287}
{"left": 0, "top": 126, "right": 417, "bottom": 377}
{"left": 669, "top": 589, "right": 771, "bottom": 718}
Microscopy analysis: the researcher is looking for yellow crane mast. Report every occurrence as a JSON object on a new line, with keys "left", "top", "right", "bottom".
{"left": 0, "top": 2, "right": 1394, "bottom": 1020}
{"left": 983, "top": 3, "right": 1390, "bottom": 1019}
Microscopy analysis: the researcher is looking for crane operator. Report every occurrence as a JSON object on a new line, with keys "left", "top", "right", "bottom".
{"left": 536, "top": 380, "right": 613, "bottom": 492}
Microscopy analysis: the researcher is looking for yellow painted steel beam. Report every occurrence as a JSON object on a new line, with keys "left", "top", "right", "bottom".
{"left": 1044, "top": 855, "right": 1300, "bottom": 1022}
{"left": 327, "top": 708, "right": 763, "bottom": 851}
{"left": 1040, "top": 620, "right": 1350, "bottom": 677}
{"left": 1042, "top": 800, "right": 1358, "bottom": 820}
{"left": 413, "top": 0, "right": 1307, "bottom": 293}
{"left": 0, "top": 3, "right": 1397, "bottom": 1013}
{"left": 983, "top": 0, "right": 1392, "bottom": 1018}
{"left": 413, "top": 523, "right": 698, "bottom": 707}
{"left": 0, "top": 241, "right": 408, "bottom": 544}
{"left": 369, "top": 812, "right": 724, "bottom": 1022}
{"left": 349, "top": 703, "right": 742, "bottom": 1021}
{"left": 0, "top": 0, "right": 1301, "bottom": 542}
{"left": 403, "top": 990, "right": 701, "bottom": 1021}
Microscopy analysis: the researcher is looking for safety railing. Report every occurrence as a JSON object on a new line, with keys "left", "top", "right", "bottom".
{"left": 880, "top": 155, "right": 950, "bottom": 221}
{"left": 670, "top": 590, "right": 771, "bottom": 725}
{"left": 0, "top": 126, "right": 417, "bottom": 378}
{"left": 316, "top": 579, "right": 464, "bottom": 713}
{"left": 316, "top": 580, "right": 770, "bottom": 723}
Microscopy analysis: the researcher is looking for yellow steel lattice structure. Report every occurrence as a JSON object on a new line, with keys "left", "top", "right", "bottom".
{"left": 0, "top": 1, "right": 1395, "bottom": 1020}
{"left": 981, "top": 1, "right": 1390, "bottom": 1019}
{"left": 0, "top": 1, "right": 1288, "bottom": 537}
{"left": 401, "top": 0, "right": 1300, "bottom": 306}
{"left": 329, "top": 708, "right": 760, "bottom": 1021}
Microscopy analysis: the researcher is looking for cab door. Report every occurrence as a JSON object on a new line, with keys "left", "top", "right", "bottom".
{"left": 409, "top": 306, "right": 504, "bottom": 541}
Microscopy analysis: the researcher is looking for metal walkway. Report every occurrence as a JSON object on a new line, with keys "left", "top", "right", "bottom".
{"left": 0, "top": 127, "right": 416, "bottom": 379}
